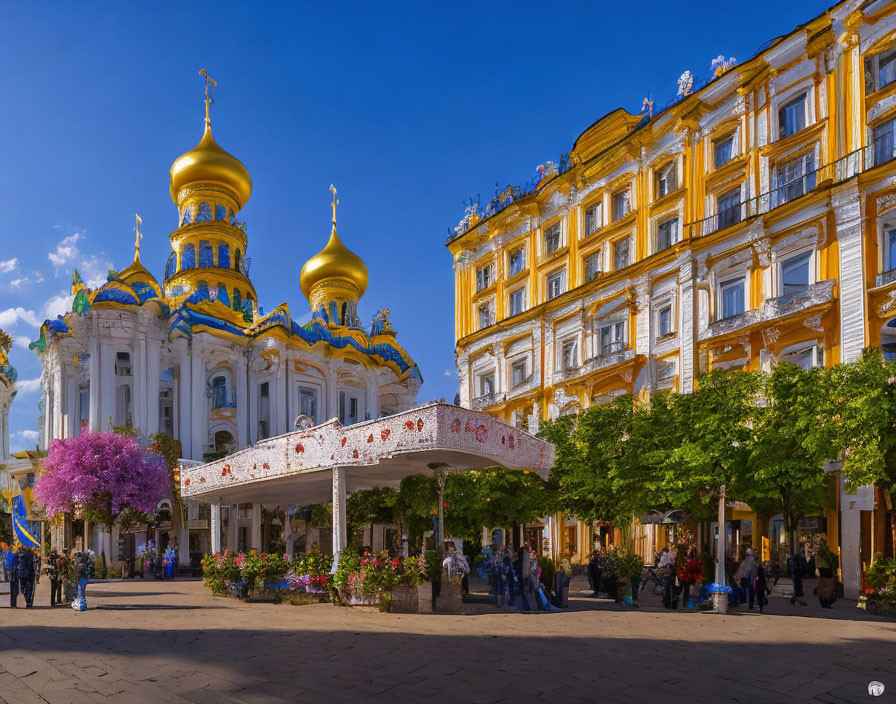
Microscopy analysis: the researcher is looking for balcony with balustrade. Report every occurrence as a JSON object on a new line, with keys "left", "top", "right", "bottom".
{"left": 471, "top": 391, "right": 506, "bottom": 411}
{"left": 761, "top": 280, "right": 836, "bottom": 323}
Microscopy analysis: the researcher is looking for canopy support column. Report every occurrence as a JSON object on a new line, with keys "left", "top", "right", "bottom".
{"left": 228, "top": 503, "right": 238, "bottom": 552}
{"left": 251, "top": 504, "right": 262, "bottom": 552}
{"left": 429, "top": 463, "right": 448, "bottom": 555}
{"left": 332, "top": 467, "right": 347, "bottom": 557}
{"left": 210, "top": 502, "right": 221, "bottom": 554}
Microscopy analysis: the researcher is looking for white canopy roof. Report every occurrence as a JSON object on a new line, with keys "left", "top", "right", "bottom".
{"left": 181, "top": 402, "right": 554, "bottom": 505}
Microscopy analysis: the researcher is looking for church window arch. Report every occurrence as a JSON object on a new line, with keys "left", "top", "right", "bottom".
{"left": 217, "top": 242, "right": 230, "bottom": 269}
{"left": 181, "top": 243, "right": 195, "bottom": 270}
{"left": 208, "top": 368, "right": 234, "bottom": 410}
{"left": 217, "top": 285, "right": 230, "bottom": 307}
{"left": 199, "top": 240, "right": 213, "bottom": 267}
{"left": 215, "top": 204, "right": 227, "bottom": 220}
{"left": 197, "top": 202, "right": 211, "bottom": 222}
{"left": 165, "top": 252, "right": 176, "bottom": 280}
{"left": 197, "top": 280, "right": 209, "bottom": 298}
{"left": 181, "top": 205, "right": 193, "bottom": 226}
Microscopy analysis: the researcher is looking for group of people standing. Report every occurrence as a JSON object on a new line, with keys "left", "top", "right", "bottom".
{"left": 2, "top": 543, "right": 95, "bottom": 610}
{"left": 484, "top": 544, "right": 561, "bottom": 611}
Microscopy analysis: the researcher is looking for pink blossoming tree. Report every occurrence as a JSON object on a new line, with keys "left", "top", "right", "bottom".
{"left": 36, "top": 431, "right": 170, "bottom": 527}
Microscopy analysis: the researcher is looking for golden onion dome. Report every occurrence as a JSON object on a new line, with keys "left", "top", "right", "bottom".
{"left": 169, "top": 126, "right": 252, "bottom": 208}
{"left": 299, "top": 226, "right": 369, "bottom": 301}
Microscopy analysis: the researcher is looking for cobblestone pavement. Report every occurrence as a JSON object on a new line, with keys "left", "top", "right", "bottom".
{"left": 0, "top": 577, "right": 894, "bottom": 704}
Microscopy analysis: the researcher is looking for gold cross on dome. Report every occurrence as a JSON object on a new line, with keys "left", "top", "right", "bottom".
{"left": 199, "top": 68, "right": 217, "bottom": 128}
{"left": 134, "top": 213, "right": 143, "bottom": 259}
{"left": 329, "top": 184, "right": 339, "bottom": 224}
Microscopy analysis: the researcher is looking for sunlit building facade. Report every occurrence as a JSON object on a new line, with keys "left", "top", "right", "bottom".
{"left": 447, "top": 0, "right": 896, "bottom": 597}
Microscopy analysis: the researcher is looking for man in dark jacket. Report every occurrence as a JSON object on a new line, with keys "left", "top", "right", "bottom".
{"left": 5, "top": 544, "right": 19, "bottom": 607}
{"left": 790, "top": 550, "right": 808, "bottom": 607}
{"left": 16, "top": 545, "right": 36, "bottom": 607}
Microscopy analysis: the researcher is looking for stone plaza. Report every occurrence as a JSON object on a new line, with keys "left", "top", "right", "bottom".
{"left": 1, "top": 578, "right": 894, "bottom": 704}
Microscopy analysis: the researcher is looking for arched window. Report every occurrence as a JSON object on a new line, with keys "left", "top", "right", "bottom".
{"left": 211, "top": 375, "right": 228, "bottom": 409}
{"left": 234, "top": 248, "right": 242, "bottom": 272}
{"left": 199, "top": 240, "right": 213, "bottom": 267}
{"left": 217, "top": 242, "right": 230, "bottom": 269}
{"left": 329, "top": 301, "right": 338, "bottom": 323}
{"left": 165, "top": 252, "right": 176, "bottom": 280}
{"left": 197, "top": 280, "right": 209, "bottom": 298}
{"left": 181, "top": 243, "right": 195, "bottom": 270}
{"left": 216, "top": 285, "right": 230, "bottom": 307}
{"left": 197, "top": 202, "right": 211, "bottom": 222}
{"left": 181, "top": 206, "right": 193, "bottom": 226}
{"left": 215, "top": 204, "right": 227, "bottom": 220}
{"left": 233, "top": 288, "right": 242, "bottom": 312}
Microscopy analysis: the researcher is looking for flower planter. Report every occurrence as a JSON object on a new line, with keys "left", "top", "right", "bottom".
{"left": 862, "top": 596, "right": 896, "bottom": 619}
{"left": 435, "top": 578, "right": 463, "bottom": 612}
{"left": 615, "top": 579, "right": 632, "bottom": 605}
{"left": 389, "top": 582, "right": 433, "bottom": 613}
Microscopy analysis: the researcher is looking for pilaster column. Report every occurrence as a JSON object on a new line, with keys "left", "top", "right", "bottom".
{"left": 65, "top": 373, "right": 77, "bottom": 438}
{"left": 190, "top": 344, "right": 206, "bottom": 460}
{"left": 88, "top": 337, "right": 100, "bottom": 431}
{"left": 133, "top": 335, "right": 147, "bottom": 434}
{"left": 286, "top": 355, "right": 296, "bottom": 429}
{"left": 327, "top": 362, "right": 339, "bottom": 421}
{"left": 332, "top": 467, "right": 347, "bottom": 557}
{"left": 210, "top": 502, "right": 222, "bottom": 554}
{"left": 834, "top": 183, "right": 865, "bottom": 362}
{"left": 99, "top": 342, "right": 115, "bottom": 430}
{"left": 178, "top": 355, "right": 192, "bottom": 457}
{"left": 678, "top": 256, "right": 696, "bottom": 394}
{"left": 274, "top": 356, "right": 287, "bottom": 435}
{"left": 146, "top": 339, "right": 161, "bottom": 436}
{"left": 52, "top": 361, "right": 63, "bottom": 442}
{"left": 250, "top": 503, "right": 262, "bottom": 551}
{"left": 236, "top": 352, "right": 248, "bottom": 448}
{"left": 248, "top": 369, "right": 258, "bottom": 445}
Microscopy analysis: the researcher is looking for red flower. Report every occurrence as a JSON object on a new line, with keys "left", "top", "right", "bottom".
{"left": 352, "top": 449, "right": 359, "bottom": 458}
{"left": 404, "top": 421, "right": 415, "bottom": 431}
{"left": 367, "top": 434, "right": 374, "bottom": 443}
{"left": 262, "top": 462, "right": 270, "bottom": 470}
{"left": 417, "top": 419, "right": 424, "bottom": 431}
{"left": 391, "top": 558, "right": 400, "bottom": 568}
{"left": 184, "top": 478, "right": 191, "bottom": 486}
{"left": 341, "top": 437, "right": 347, "bottom": 447}
{"left": 381, "top": 428, "right": 391, "bottom": 441}
{"left": 295, "top": 443, "right": 304, "bottom": 453}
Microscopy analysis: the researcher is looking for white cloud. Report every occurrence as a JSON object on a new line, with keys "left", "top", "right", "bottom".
{"left": 33, "top": 271, "right": 44, "bottom": 284}
{"left": 15, "top": 377, "right": 41, "bottom": 393}
{"left": 15, "top": 429, "right": 39, "bottom": 442}
{"left": 0, "top": 307, "right": 40, "bottom": 329}
{"left": 0, "top": 258, "right": 18, "bottom": 274}
{"left": 78, "top": 254, "right": 113, "bottom": 289}
{"left": 9, "top": 278, "right": 25, "bottom": 288}
{"left": 48, "top": 231, "right": 84, "bottom": 269}
{"left": 41, "top": 291, "right": 72, "bottom": 321}
{"left": 13, "top": 335, "right": 31, "bottom": 350}
{"left": 444, "top": 369, "right": 455, "bottom": 377}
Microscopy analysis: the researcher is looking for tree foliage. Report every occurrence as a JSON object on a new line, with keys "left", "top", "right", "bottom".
{"left": 35, "top": 431, "right": 169, "bottom": 527}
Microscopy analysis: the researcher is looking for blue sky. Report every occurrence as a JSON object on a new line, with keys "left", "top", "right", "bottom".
{"left": 0, "top": 1, "right": 831, "bottom": 450}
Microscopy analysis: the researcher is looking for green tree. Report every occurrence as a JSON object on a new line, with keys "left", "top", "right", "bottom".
{"left": 396, "top": 474, "right": 438, "bottom": 550}
{"left": 346, "top": 487, "right": 398, "bottom": 549}
{"left": 739, "top": 362, "right": 834, "bottom": 552}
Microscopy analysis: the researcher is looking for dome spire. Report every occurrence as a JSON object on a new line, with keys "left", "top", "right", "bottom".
{"left": 330, "top": 183, "right": 339, "bottom": 229}
{"left": 199, "top": 68, "right": 217, "bottom": 131}
{"left": 133, "top": 212, "right": 143, "bottom": 264}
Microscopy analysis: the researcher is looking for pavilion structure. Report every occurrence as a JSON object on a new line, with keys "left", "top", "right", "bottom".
{"left": 181, "top": 402, "right": 555, "bottom": 555}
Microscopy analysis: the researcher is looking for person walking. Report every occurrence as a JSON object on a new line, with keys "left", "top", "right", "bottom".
{"left": 588, "top": 549, "right": 604, "bottom": 597}
{"left": 737, "top": 548, "right": 758, "bottom": 610}
{"left": 815, "top": 539, "right": 836, "bottom": 609}
{"left": 756, "top": 561, "right": 771, "bottom": 614}
{"left": 790, "top": 549, "right": 808, "bottom": 607}
{"left": 5, "top": 543, "right": 20, "bottom": 607}
{"left": 677, "top": 549, "right": 703, "bottom": 608}
{"left": 43, "top": 549, "right": 63, "bottom": 607}
{"left": 16, "top": 544, "right": 36, "bottom": 608}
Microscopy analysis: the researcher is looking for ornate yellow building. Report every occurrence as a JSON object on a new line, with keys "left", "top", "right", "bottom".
{"left": 447, "top": 0, "right": 896, "bottom": 597}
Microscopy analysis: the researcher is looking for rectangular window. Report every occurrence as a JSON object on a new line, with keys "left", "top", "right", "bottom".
{"left": 612, "top": 189, "right": 630, "bottom": 221}
{"left": 866, "top": 47, "right": 896, "bottom": 93}
{"left": 656, "top": 217, "right": 679, "bottom": 251}
{"left": 613, "top": 238, "right": 631, "bottom": 270}
{"left": 479, "top": 374, "right": 494, "bottom": 397}
{"left": 778, "top": 93, "right": 807, "bottom": 138}
{"left": 889, "top": 229, "right": 896, "bottom": 272}
{"left": 212, "top": 376, "right": 228, "bottom": 409}
{"left": 159, "top": 389, "right": 174, "bottom": 437}
{"left": 511, "top": 360, "right": 527, "bottom": 387}
{"left": 478, "top": 303, "right": 492, "bottom": 330}
{"left": 584, "top": 251, "right": 601, "bottom": 282}
{"left": 547, "top": 270, "right": 565, "bottom": 300}
{"left": 544, "top": 223, "right": 561, "bottom": 255}
{"left": 115, "top": 352, "right": 132, "bottom": 377}
{"left": 257, "top": 381, "right": 270, "bottom": 440}
{"left": 584, "top": 203, "right": 602, "bottom": 235}
{"left": 597, "top": 322, "right": 626, "bottom": 354}
{"left": 658, "top": 306, "right": 672, "bottom": 337}
{"left": 298, "top": 386, "right": 318, "bottom": 425}
{"left": 78, "top": 387, "right": 90, "bottom": 434}
{"left": 717, "top": 187, "right": 742, "bottom": 229}
{"left": 475, "top": 264, "right": 492, "bottom": 292}
{"left": 655, "top": 162, "right": 677, "bottom": 199}
{"left": 508, "top": 288, "right": 525, "bottom": 316}
{"left": 720, "top": 279, "right": 745, "bottom": 319}
{"left": 775, "top": 152, "right": 816, "bottom": 206}
{"left": 873, "top": 119, "right": 896, "bottom": 167}
{"left": 561, "top": 340, "right": 577, "bottom": 370}
{"left": 714, "top": 136, "right": 734, "bottom": 168}
{"left": 508, "top": 247, "right": 525, "bottom": 276}
{"left": 338, "top": 391, "right": 359, "bottom": 426}
{"left": 781, "top": 251, "right": 812, "bottom": 298}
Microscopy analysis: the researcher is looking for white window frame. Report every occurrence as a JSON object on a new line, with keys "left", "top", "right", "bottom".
{"left": 477, "top": 301, "right": 494, "bottom": 330}
{"left": 475, "top": 263, "right": 494, "bottom": 292}
{"left": 718, "top": 276, "right": 747, "bottom": 320}
{"left": 656, "top": 216, "right": 679, "bottom": 252}
{"left": 654, "top": 161, "right": 678, "bottom": 199}
{"left": 866, "top": 46, "right": 896, "bottom": 94}
{"left": 775, "top": 89, "right": 812, "bottom": 141}
{"left": 560, "top": 338, "right": 578, "bottom": 370}
{"left": 613, "top": 237, "right": 632, "bottom": 270}
{"left": 713, "top": 133, "right": 736, "bottom": 169}
{"left": 478, "top": 373, "right": 495, "bottom": 397}
{"left": 656, "top": 305, "right": 674, "bottom": 338}
{"left": 546, "top": 269, "right": 566, "bottom": 300}
{"left": 777, "top": 248, "right": 815, "bottom": 298}
{"left": 583, "top": 202, "right": 603, "bottom": 236}
{"left": 508, "top": 245, "right": 527, "bottom": 277}
{"left": 510, "top": 358, "right": 528, "bottom": 388}
{"left": 508, "top": 286, "right": 526, "bottom": 317}
{"left": 584, "top": 250, "right": 602, "bottom": 283}
{"left": 596, "top": 320, "right": 627, "bottom": 355}
{"left": 543, "top": 222, "right": 562, "bottom": 256}
{"left": 612, "top": 188, "right": 631, "bottom": 222}
{"left": 881, "top": 220, "right": 896, "bottom": 273}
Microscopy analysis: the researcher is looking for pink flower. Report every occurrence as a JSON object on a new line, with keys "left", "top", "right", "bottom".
{"left": 391, "top": 558, "right": 400, "bottom": 569}
{"left": 372, "top": 558, "right": 379, "bottom": 565}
